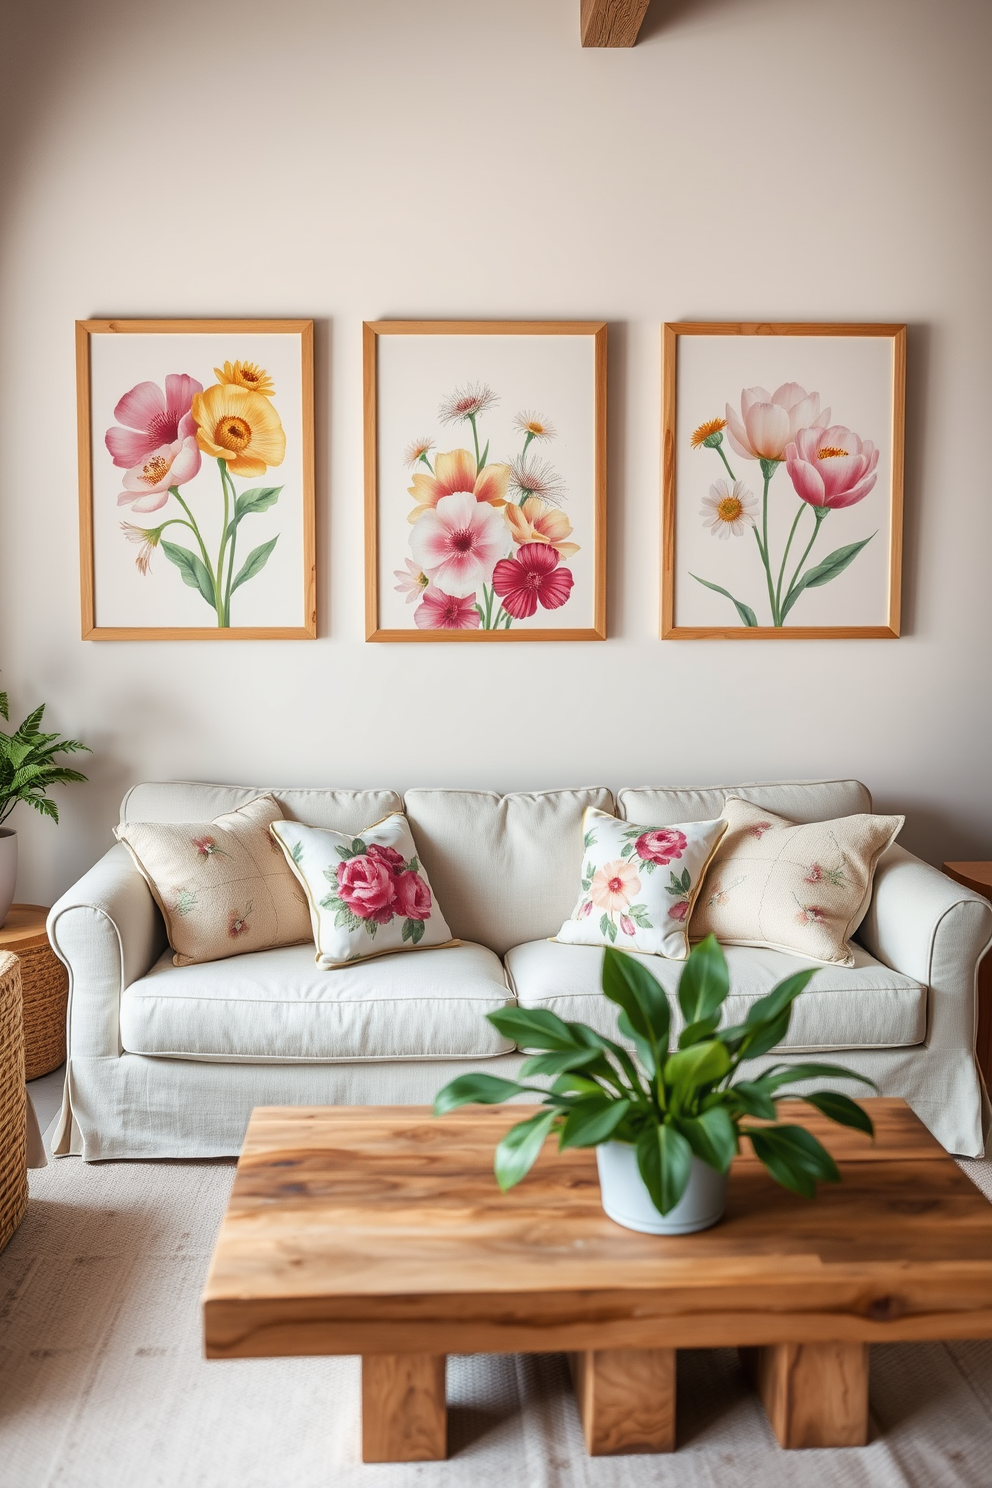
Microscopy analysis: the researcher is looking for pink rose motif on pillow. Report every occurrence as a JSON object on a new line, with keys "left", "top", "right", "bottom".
{"left": 394, "top": 871, "right": 432, "bottom": 921}
{"left": 635, "top": 828, "right": 687, "bottom": 866}
{"left": 336, "top": 855, "right": 397, "bottom": 923}
{"left": 366, "top": 843, "right": 406, "bottom": 872}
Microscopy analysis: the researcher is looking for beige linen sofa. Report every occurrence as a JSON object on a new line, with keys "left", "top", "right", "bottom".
{"left": 46, "top": 778, "right": 992, "bottom": 1160}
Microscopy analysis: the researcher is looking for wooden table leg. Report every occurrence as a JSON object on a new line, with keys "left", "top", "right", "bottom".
{"left": 361, "top": 1353, "right": 447, "bottom": 1462}
{"left": 741, "top": 1342, "right": 869, "bottom": 1448}
{"left": 568, "top": 1348, "right": 676, "bottom": 1455}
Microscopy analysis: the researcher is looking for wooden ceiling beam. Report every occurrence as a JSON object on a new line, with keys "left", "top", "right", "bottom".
{"left": 581, "top": 0, "right": 652, "bottom": 47}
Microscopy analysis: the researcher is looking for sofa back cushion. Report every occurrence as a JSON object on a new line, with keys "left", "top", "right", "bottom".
{"left": 618, "top": 779, "right": 871, "bottom": 827}
{"left": 120, "top": 782, "right": 403, "bottom": 833}
{"left": 403, "top": 788, "right": 614, "bottom": 956}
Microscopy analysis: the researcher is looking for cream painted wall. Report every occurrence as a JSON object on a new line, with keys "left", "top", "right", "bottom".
{"left": 1, "top": 0, "right": 990, "bottom": 905}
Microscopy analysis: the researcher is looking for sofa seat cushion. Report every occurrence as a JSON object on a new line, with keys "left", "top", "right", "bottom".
{"left": 120, "top": 942, "right": 513, "bottom": 1062}
{"left": 504, "top": 939, "right": 926, "bottom": 1053}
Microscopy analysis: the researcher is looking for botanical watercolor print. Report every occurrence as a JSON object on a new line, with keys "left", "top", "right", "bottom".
{"left": 318, "top": 836, "right": 433, "bottom": 945}
{"left": 575, "top": 824, "right": 692, "bottom": 944}
{"left": 689, "top": 382, "right": 878, "bottom": 626}
{"left": 107, "top": 361, "right": 286, "bottom": 626}
{"left": 394, "top": 384, "right": 579, "bottom": 630}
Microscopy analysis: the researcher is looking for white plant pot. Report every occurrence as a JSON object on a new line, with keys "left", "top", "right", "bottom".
{"left": 596, "top": 1140, "right": 727, "bottom": 1235}
{"left": 0, "top": 829, "right": 16, "bottom": 928}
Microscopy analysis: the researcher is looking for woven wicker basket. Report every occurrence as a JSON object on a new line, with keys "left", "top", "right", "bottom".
{"left": 0, "top": 906, "right": 68, "bottom": 1079}
{"left": 0, "top": 950, "right": 28, "bottom": 1253}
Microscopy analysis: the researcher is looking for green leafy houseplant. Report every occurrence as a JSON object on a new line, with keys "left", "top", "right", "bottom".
{"left": 0, "top": 689, "right": 90, "bottom": 826}
{"left": 435, "top": 936, "right": 875, "bottom": 1218}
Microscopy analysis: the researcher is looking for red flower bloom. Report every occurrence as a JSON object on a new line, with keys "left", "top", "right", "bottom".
{"left": 337, "top": 854, "right": 397, "bottom": 921}
{"left": 393, "top": 871, "right": 432, "bottom": 921}
{"left": 414, "top": 587, "right": 481, "bottom": 630}
{"left": 635, "top": 828, "right": 687, "bottom": 866}
{"left": 366, "top": 843, "right": 406, "bottom": 873}
{"left": 668, "top": 900, "right": 690, "bottom": 922}
{"left": 492, "top": 542, "right": 574, "bottom": 620}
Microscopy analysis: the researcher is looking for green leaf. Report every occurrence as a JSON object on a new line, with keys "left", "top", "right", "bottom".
{"left": 410, "top": 918, "right": 425, "bottom": 945}
{"left": 679, "top": 1106, "right": 737, "bottom": 1173}
{"left": 407, "top": 856, "right": 419, "bottom": 874}
{"left": 335, "top": 845, "right": 355, "bottom": 860}
{"left": 746, "top": 1124, "right": 840, "bottom": 1198}
{"left": 601, "top": 946, "right": 671, "bottom": 1052}
{"left": 519, "top": 1049, "right": 602, "bottom": 1080}
{"left": 233, "top": 485, "right": 282, "bottom": 523}
{"left": 736, "top": 1008, "right": 792, "bottom": 1060}
{"left": 616, "top": 1008, "right": 657, "bottom": 1079}
{"left": 160, "top": 541, "right": 215, "bottom": 607}
{"left": 799, "top": 1091, "right": 875, "bottom": 1137}
{"left": 600, "top": 912, "right": 610, "bottom": 939}
{"left": 401, "top": 919, "right": 413, "bottom": 942}
{"left": 726, "top": 1080, "right": 777, "bottom": 1121}
{"left": 230, "top": 536, "right": 279, "bottom": 594}
{"left": 558, "top": 1097, "right": 630, "bottom": 1150}
{"left": 745, "top": 969, "right": 818, "bottom": 1030}
{"left": 494, "top": 1108, "right": 558, "bottom": 1190}
{"left": 677, "top": 934, "right": 730, "bottom": 1026}
{"left": 690, "top": 573, "right": 758, "bottom": 627}
{"left": 781, "top": 535, "right": 875, "bottom": 619}
{"left": 478, "top": 438, "right": 490, "bottom": 470}
{"left": 606, "top": 918, "right": 617, "bottom": 943}
{"left": 756, "top": 1061, "right": 878, "bottom": 1092}
{"left": 487, "top": 1006, "right": 578, "bottom": 1052}
{"left": 0, "top": 692, "right": 8, "bottom": 721}
{"left": 678, "top": 1013, "right": 722, "bottom": 1049}
{"left": 434, "top": 1073, "right": 530, "bottom": 1114}
{"left": 636, "top": 1123, "right": 693, "bottom": 1215}
{"left": 663, "top": 1039, "right": 730, "bottom": 1093}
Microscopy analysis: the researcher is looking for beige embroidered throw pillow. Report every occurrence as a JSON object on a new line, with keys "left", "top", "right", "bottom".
{"left": 270, "top": 813, "right": 457, "bottom": 968}
{"left": 690, "top": 797, "right": 904, "bottom": 966}
{"left": 115, "top": 793, "right": 311, "bottom": 966}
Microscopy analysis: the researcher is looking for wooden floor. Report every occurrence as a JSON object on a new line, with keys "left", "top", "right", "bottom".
{"left": 203, "top": 1099, "right": 992, "bottom": 1459}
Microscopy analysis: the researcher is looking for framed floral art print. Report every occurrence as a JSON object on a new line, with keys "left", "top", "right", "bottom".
{"left": 662, "top": 322, "right": 906, "bottom": 638}
{"left": 364, "top": 320, "right": 607, "bottom": 641}
{"left": 77, "top": 319, "right": 315, "bottom": 639}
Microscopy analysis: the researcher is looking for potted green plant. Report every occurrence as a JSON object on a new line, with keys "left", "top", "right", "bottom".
{"left": 0, "top": 687, "right": 89, "bottom": 927}
{"left": 435, "top": 936, "right": 875, "bottom": 1234}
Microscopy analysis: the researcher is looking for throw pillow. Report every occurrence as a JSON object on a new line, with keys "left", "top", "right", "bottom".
{"left": 554, "top": 807, "right": 727, "bottom": 961}
{"left": 115, "top": 793, "right": 312, "bottom": 966}
{"left": 270, "top": 813, "right": 457, "bottom": 968}
{"left": 689, "top": 797, "right": 904, "bottom": 966}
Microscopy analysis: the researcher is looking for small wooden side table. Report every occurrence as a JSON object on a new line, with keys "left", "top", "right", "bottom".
{"left": 943, "top": 863, "right": 992, "bottom": 1093}
{"left": 0, "top": 905, "right": 68, "bottom": 1080}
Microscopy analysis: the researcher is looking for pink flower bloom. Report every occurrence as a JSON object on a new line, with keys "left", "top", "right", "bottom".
{"left": 635, "top": 828, "right": 687, "bottom": 866}
{"left": 619, "top": 914, "right": 636, "bottom": 937}
{"left": 750, "top": 822, "right": 772, "bottom": 839}
{"left": 578, "top": 899, "right": 594, "bottom": 918}
{"left": 337, "top": 854, "right": 397, "bottom": 921}
{"left": 117, "top": 436, "right": 201, "bottom": 513}
{"left": 394, "top": 871, "right": 432, "bottom": 921}
{"left": 725, "top": 383, "right": 830, "bottom": 463}
{"left": 491, "top": 542, "right": 574, "bottom": 620}
{"left": 192, "top": 834, "right": 226, "bottom": 859}
{"left": 105, "top": 374, "right": 203, "bottom": 469}
{"left": 414, "top": 587, "right": 481, "bottom": 630}
{"left": 796, "top": 903, "right": 827, "bottom": 925}
{"left": 784, "top": 425, "right": 879, "bottom": 510}
{"left": 410, "top": 490, "right": 506, "bottom": 597}
{"left": 804, "top": 863, "right": 823, "bottom": 884}
{"left": 394, "top": 557, "right": 429, "bottom": 603}
{"left": 590, "top": 860, "right": 640, "bottom": 914}
{"left": 228, "top": 904, "right": 252, "bottom": 937}
{"left": 366, "top": 843, "right": 406, "bottom": 873}
{"left": 668, "top": 899, "right": 690, "bottom": 922}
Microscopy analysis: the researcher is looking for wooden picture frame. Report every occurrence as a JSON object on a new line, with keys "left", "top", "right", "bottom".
{"left": 77, "top": 318, "right": 315, "bottom": 639}
{"left": 661, "top": 322, "right": 905, "bottom": 639}
{"left": 364, "top": 320, "right": 607, "bottom": 641}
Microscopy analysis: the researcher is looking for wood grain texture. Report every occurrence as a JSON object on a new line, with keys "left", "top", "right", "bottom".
{"left": 943, "top": 862, "right": 992, "bottom": 1091}
{"left": 569, "top": 1348, "right": 675, "bottom": 1454}
{"left": 742, "top": 1341, "right": 869, "bottom": 1448}
{"left": 363, "top": 320, "right": 607, "bottom": 643}
{"left": 203, "top": 1100, "right": 992, "bottom": 1365}
{"left": 75, "top": 319, "right": 316, "bottom": 640}
{"left": 660, "top": 321, "right": 905, "bottom": 640}
{"left": 0, "top": 906, "right": 52, "bottom": 954}
{"left": 361, "top": 1352, "right": 447, "bottom": 1462}
{"left": 580, "top": 0, "right": 652, "bottom": 46}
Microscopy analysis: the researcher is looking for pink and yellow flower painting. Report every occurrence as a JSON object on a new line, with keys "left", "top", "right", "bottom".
{"left": 369, "top": 324, "right": 606, "bottom": 639}
{"left": 665, "top": 327, "right": 904, "bottom": 637}
{"left": 80, "top": 322, "right": 313, "bottom": 637}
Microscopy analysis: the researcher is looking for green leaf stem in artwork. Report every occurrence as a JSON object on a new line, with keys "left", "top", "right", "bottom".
{"left": 161, "top": 542, "right": 215, "bottom": 607}
{"left": 690, "top": 573, "right": 758, "bottom": 627}
{"left": 231, "top": 537, "right": 279, "bottom": 595}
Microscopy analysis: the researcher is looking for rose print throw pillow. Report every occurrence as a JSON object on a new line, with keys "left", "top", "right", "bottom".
{"left": 689, "top": 797, "right": 904, "bottom": 966}
{"left": 270, "top": 813, "right": 457, "bottom": 968}
{"left": 115, "top": 793, "right": 312, "bottom": 966}
{"left": 555, "top": 807, "right": 727, "bottom": 961}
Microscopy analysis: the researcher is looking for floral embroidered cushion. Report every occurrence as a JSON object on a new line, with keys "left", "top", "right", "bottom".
{"left": 689, "top": 797, "right": 904, "bottom": 967}
{"left": 554, "top": 807, "right": 727, "bottom": 961}
{"left": 270, "top": 813, "right": 457, "bottom": 968}
{"left": 115, "top": 793, "right": 311, "bottom": 966}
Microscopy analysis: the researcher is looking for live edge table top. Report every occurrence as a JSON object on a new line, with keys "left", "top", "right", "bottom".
{"left": 203, "top": 1099, "right": 992, "bottom": 1362}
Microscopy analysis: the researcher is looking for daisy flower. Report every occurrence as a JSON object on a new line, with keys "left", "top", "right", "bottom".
{"left": 394, "top": 558, "right": 430, "bottom": 603}
{"left": 690, "top": 416, "right": 726, "bottom": 449}
{"left": 508, "top": 457, "right": 566, "bottom": 508}
{"left": 403, "top": 436, "right": 435, "bottom": 468}
{"left": 700, "top": 479, "right": 759, "bottom": 538}
{"left": 438, "top": 383, "right": 499, "bottom": 425}
{"left": 514, "top": 411, "right": 556, "bottom": 441}
{"left": 589, "top": 860, "right": 641, "bottom": 914}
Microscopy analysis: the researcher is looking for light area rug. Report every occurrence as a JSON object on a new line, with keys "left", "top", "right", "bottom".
{"left": 2, "top": 1157, "right": 992, "bottom": 1488}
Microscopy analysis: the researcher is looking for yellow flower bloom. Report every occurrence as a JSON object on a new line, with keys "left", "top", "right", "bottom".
{"left": 214, "top": 360, "right": 275, "bottom": 397}
{"left": 193, "top": 384, "right": 286, "bottom": 477}
{"left": 407, "top": 448, "right": 510, "bottom": 523}
{"left": 504, "top": 496, "right": 579, "bottom": 558}
{"left": 690, "top": 416, "right": 726, "bottom": 449}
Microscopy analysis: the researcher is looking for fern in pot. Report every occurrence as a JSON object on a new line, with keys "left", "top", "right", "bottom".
{"left": 435, "top": 936, "right": 875, "bottom": 1235}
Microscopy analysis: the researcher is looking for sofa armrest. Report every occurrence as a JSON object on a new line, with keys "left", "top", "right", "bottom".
{"left": 47, "top": 844, "right": 166, "bottom": 1059}
{"left": 858, "top": 843, "right": 992, "bottom": 1052}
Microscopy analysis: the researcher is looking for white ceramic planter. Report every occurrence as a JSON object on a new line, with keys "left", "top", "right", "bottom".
{"left": 0, "top": 829, "right": 16, "bottom": 928}
{"left": 596, "top": 1140, "right": 727, "bottom": 1235}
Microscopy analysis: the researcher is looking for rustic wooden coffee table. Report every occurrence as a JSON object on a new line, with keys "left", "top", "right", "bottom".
{"left": 203, "top": 1099, "right": 992, "bottom": 1461}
